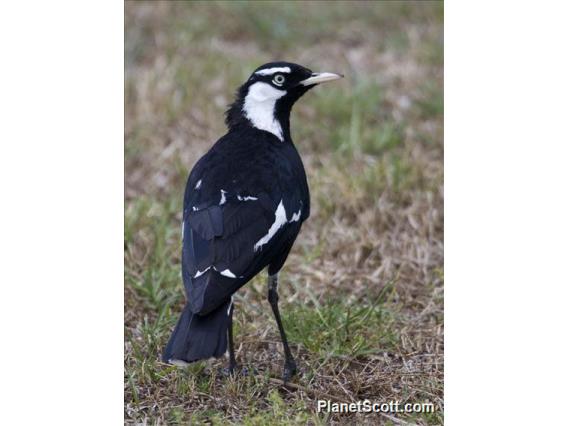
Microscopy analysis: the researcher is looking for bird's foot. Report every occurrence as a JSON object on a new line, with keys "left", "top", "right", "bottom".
{"left": 218, "top": 363, "right": 237, "bottom": 377}
{"left": 218, "top": 364, "right": 252, "bottom": 378}
{"left": 282, "top": 359, "right": 298, "bottom": 383}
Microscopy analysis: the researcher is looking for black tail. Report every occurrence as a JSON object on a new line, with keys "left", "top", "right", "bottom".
{"left": 162, "top": 299, "right": 232, "bottom": 365}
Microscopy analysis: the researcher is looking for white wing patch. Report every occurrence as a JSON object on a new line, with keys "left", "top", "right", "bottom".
{"left": 219, "top": 269, "right": 237, "bottom": 278}
{"left": 193, "top": 266, "right": 211, "bottom": 278}
{"left": 289, "top": 208, "right": 301, "bottom": 223}
{"left": 254, "top": 66, "right": 291, "bottom": 76}
{"left": 227, "top": 296, "right": 233, "bottom": 316}
{"left": 219, "top": 189, "right": 227, "bottom": 205}
{"left": 254, "top": 200, "right": 287, "bottom": 251}
{"left": 193, "top": 266, "right": 238, "bottom": 279}
{"left": 195, "top": 179, "right": 202, "bottom": 189}
{"left": 237, "top": 195, "right": 258, "bottom": 201}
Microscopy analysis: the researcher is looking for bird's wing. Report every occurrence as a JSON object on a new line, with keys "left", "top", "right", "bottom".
{"left": 181, "top": 176, "right": 304, "bottom": 315}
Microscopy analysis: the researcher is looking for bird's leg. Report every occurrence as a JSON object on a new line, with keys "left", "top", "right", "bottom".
{"left": 227, "top": 302, "right": 238, "bottom": 374}
{"left": 267, "top": 274, "right": 297, "bottom": 382}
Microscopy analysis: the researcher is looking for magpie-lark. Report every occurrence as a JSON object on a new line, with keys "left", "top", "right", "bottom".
{"left": 162, "top": 62, "right": 343, "bottom": 381}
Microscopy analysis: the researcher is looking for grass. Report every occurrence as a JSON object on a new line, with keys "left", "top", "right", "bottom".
{"left": 125, "top": 1, "right": 443, "bottom": 424}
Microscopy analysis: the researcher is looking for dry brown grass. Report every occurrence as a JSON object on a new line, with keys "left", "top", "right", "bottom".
{"left": 125, "top": 1, "right": 443, "bottom": 424}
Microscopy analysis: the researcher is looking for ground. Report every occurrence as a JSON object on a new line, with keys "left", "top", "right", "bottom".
{"left": 125, "top": 1, "right": 443, "bottom": 424}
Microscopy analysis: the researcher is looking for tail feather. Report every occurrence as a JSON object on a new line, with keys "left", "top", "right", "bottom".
{"left": 162, "top": 299, "right": 232, "bottom": 364}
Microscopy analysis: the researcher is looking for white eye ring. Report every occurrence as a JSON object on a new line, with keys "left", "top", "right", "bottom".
{"left": 273, "top": 74, "right": 285, "bottom": 86}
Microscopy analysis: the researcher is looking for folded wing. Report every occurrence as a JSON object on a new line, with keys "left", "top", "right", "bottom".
{"left": 182, "top": 185, "right": 303, "bottom": 315}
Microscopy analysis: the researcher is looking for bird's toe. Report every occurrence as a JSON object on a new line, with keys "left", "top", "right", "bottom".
{"left": 219, "top": 364, "right": 254, "bottom": 378}
{"left": 282, "top": 361, "right": 298, "bottom": 383}
{"left": 218, "top": 364, "right": 237, "bottom": 377}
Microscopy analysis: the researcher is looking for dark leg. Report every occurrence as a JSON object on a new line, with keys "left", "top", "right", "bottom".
{"left": 267, "top": 274, "right": 297, "bottom": 382}
{"left": 227, "top": 302, "right": 237, "bottom": 374}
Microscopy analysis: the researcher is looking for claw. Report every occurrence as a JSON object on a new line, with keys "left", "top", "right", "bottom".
{"left": 218, "top": 365, "right": 253, "bottom": 378}
{"left": 218, "top": 366, "right": 236, "bottom": 377}
{"left": 282, "top": 360, "right": 298, "bottom": 383}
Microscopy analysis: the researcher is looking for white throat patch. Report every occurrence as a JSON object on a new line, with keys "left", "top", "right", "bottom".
{"left": 242, "top": 82, "right": 286, "bottom": 141}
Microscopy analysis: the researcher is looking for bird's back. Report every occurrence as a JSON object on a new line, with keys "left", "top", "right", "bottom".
{"left": 181, "top": 126, "right": 309, "bottom": 315}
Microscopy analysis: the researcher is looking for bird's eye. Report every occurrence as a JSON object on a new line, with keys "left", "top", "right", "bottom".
{"left": 273, "top": 74, "right": 285, "bottom": 86}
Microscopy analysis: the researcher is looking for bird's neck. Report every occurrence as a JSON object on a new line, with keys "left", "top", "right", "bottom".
{"left": 225, "top": 88, "right": 293, "bottom": 142}
{"left": 243, "top": 96, "right": 287, "bottom": 141}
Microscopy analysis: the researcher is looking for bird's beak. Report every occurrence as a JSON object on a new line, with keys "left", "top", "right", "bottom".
{"left": 300, "top": 72, "right": 344, "bottom": 86}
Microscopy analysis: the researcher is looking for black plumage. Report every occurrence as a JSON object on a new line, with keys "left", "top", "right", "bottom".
{"left": 162, "top": 62, "right": 343, "bottom": 380}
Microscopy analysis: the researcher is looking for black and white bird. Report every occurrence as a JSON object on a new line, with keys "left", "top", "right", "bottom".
{"left": 162, "top": 62, "right": 343, "bottom": 381}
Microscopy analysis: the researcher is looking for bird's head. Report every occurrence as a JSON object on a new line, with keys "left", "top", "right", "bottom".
{"left": 225, "top": 61, "right": 343, "bottom": 141}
